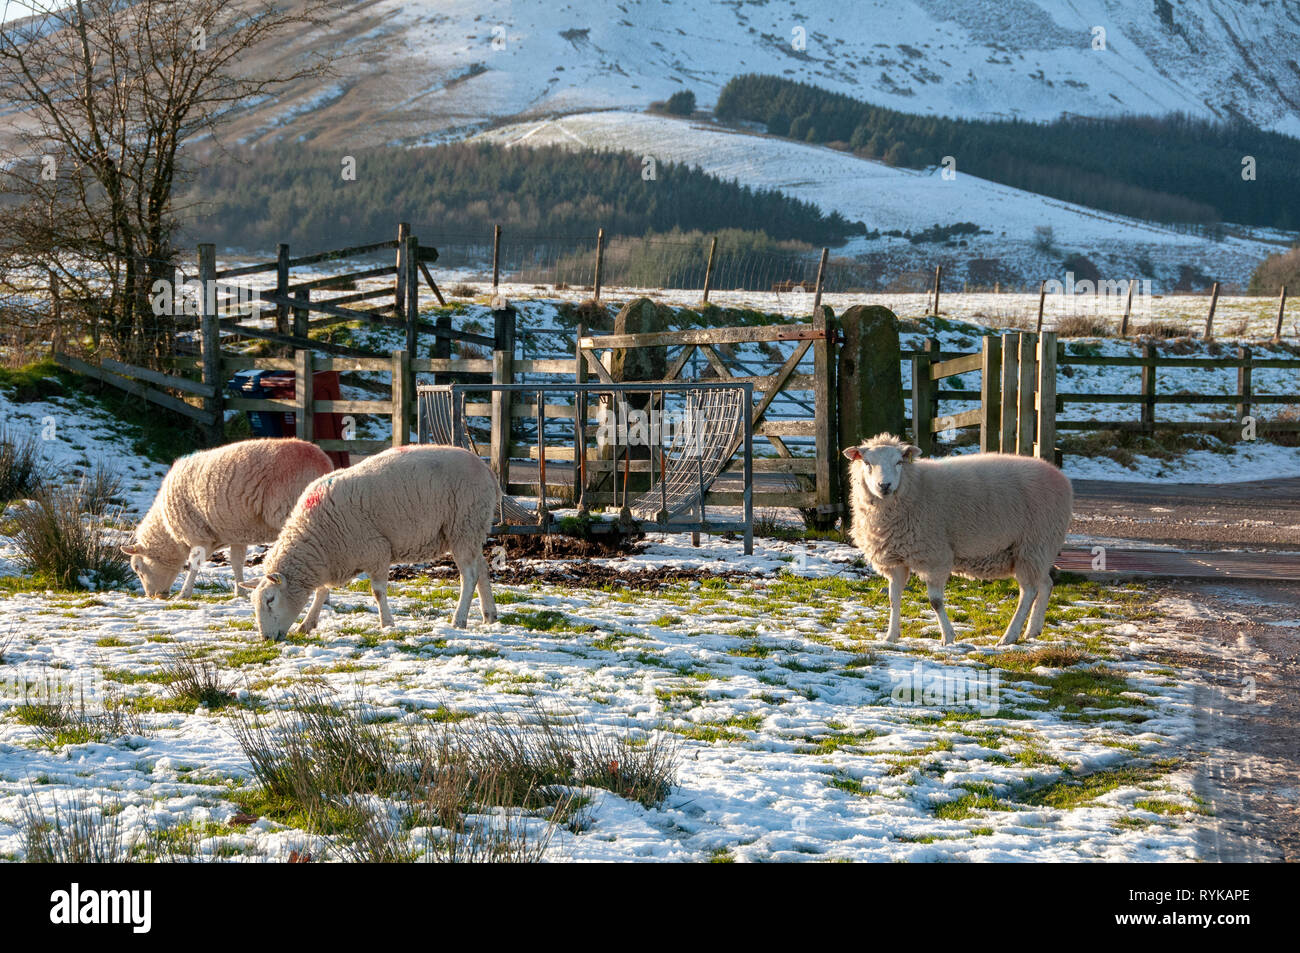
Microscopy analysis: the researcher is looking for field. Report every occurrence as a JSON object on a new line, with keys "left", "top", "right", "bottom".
{"left": 0, "top": 527, "right": 1212, "bottom": 862}
{"left": 1, "top": 292, "right": 1295, "bottom": 862}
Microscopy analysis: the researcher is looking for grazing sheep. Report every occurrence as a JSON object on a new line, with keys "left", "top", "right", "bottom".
{"left": 842, "top": 433, "right": 1073, "bottom": 646}
{"left": 249, "top": 444, "right": 498, "bottom": 641}
{"left": 123, "top": 438, "right": 333, "bottom": 598}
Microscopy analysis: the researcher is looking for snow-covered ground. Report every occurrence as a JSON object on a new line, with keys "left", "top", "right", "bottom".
{"left": 0, "top": 520, "right": 1208, "bottom": 862}
{"left": 0, "top": 350, "right": 1260, "bottom": 862}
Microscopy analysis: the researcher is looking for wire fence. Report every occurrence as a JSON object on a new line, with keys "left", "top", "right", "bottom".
{"left": 427, "top": 233, "right": 885, "bottom": 294}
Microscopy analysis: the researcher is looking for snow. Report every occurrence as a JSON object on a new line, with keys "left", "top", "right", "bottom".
{"left": 471, "top": 110, "right": 1289, "bottom": 288}
{"left": 0, "top": 365, "right": 1233, "bottom": 863}
{"left": 359, "top": 0, "right": 1300, "bottom": 138}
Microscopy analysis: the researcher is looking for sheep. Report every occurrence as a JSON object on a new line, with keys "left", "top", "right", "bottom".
{"left": 123, "top": 438, "right": 333, "bottom": 599}
{"left": 842, "top": 433, "right": 1073, "bottom": 647}
{"left": 249, "top": 444, "right": 498, "bottom": 641}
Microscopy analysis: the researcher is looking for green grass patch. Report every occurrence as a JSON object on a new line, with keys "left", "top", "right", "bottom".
{"left": 1018, "top": 759, "right": 1181, "bottom": 810}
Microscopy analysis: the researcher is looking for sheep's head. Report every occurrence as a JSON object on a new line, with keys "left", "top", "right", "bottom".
{"left": 121, "top": 542, "right": 186, "bottom": 599}
{"left": 251, "top": 572, "right": 301, "bottom": 642}
{"left": 842, "top": 434, "right": 921, "bottom": 501}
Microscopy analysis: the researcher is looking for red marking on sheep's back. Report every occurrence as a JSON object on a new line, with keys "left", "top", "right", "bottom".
{"left": 301, "top": 485, "right": 327, "bottom": 511}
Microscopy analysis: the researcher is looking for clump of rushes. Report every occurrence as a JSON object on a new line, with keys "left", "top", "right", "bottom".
{"left": 0, "top": 425, "right": 48, "bottom": 504}
{"left": 11, "top": 482, "right": 131, "bottom": 590}
{"left": 229, "top": 688, "right": 679, "bottom": 861}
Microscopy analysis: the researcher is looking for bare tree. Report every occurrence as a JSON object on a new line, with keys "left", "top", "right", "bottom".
{"left": 0, "top": 0, "right": 334, "bottom": 366}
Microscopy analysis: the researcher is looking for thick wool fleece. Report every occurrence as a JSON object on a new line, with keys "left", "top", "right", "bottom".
{"left": 263, "top": 445, "right": 498, "bottom": 603}
{"left": 135, "top": 438, "right": 332, "bottom": 568}
{"left": 848, "top": 434, "right": 1072, "bottom": 583}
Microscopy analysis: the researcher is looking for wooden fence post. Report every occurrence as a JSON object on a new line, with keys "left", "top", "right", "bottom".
{"left": 1204, "top": 281, "right": 1219, "bottom": 339}
{"left": 198, "top": 243, "right": 223, "bottom": 444}
{"left": 574, "top": 321, "right": 589, "bottom": 513}
{"left": 979, "top": 335, "right": 1001, "bottom": 452}
{"left": 1016, "top": 332, "right": 1037, "bottom": 455}
{"left": 999, "top": 333, "right": 1018, "bottom": 453}
{"left": 405, "top": 234, "right": 419, "bottom": 357}
{"left": 295, "top": 348, "right": 314, "bottom": 442}
{"left": 390, "top": 349, "right": 411, "bottom": 447}
{"left": 1121, "top": 278, "right": 1135, "bottom": 336}
{"left": 911, "top": 344, "right": 934, "bottom": 456}
{"left": 1274, "top": 285, "right": 1287, "bottom": 344}
{"left": 812, "top": 247, "right": 829, "bottom": 316}
{"left": 275, "top": 243, "right": 290, "bottom": 337}
{"left": 490, "top": 307, "right": 516, "bottom": 489}
{"left": 1035, "top": 332, "right": 1057, "bottom": 462}
{"left": 593, "top": 228, "right": 605, "bottom": 303}
{"left": 812, "top": 304, "right": 836, "bottom": 522}
{"left": 292, "top": 288, "right": 308, "bottom": 340}
{"left": 1237, "top": 344, "right": 1252, "bottom": 430}
{"left": 1035, "top": 280, "right": 1046, "bottom": 333}
{"left": 701, "top": 235, "right": 718, "bottom": 305}
{"left": 432, "top": 313, "right": 451, "bottom": 373}
{"left": 395, "top": 222, "right": 410, "bottom": 319}
{"left": 492, "top": 224, "right": 502, "bottom": 294}
{"left": 1141, "top": 343, "right": 1157, "bottom": 435}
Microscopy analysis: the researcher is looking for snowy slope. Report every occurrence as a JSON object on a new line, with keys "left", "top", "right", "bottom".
{"left": 472, "top": 110, "right": 1285, "bottom": 287}
{"left": 212, "top": 0, "right": 1300, "bottom": 148}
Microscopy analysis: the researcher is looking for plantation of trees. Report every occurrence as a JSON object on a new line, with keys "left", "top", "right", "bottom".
{"left": 182, "top": 141, "right": 864, "bottom": 253}
{"left": 715, "top": 74, "right": 1300, "bottom": 231}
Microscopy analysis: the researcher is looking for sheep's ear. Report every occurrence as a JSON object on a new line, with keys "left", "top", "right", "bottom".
{"left": 266, "top": 572, "right": 284, "bottom": 586}
{"left": 901, "top": 444, "right": 923, "bottom": 462}
{"left": 121, "top": 543, "right": 141, "bottom": 556}
{"left": 236, "top": 581, "right": 259, "bottom": 595}
{"left": 842, "top": 446, "right": 863, "bottom": 461}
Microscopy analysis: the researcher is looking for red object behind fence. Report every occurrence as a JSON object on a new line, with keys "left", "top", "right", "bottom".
{"left": 252, "top": 370, "right": 349, "bottom": 469}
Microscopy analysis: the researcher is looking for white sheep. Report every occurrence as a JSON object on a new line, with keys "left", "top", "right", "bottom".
{"left": 842, "top": 433, "right": 1073, "bottom": 646}
{"left": 249, "top": 444, "right": 498, "bottom": 640}
{"left": 124, "top": 438, "right": 333, "bottom": 598}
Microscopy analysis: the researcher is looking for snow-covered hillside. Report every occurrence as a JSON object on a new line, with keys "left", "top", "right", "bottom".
{"left": 215, "top": 0, "right": 1300, "bottom": 148}
{"left": 474, "top": 111, "right": 1287, "bottom": 288}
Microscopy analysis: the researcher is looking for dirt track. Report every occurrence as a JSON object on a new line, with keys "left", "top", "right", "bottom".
{"left": 1070, "top": 476, "right": 1298, "bottom": 861}
{"left": 1072, "top": 476, "right": 1300, "bottom": 551}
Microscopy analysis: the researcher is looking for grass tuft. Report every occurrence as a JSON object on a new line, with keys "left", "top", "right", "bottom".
{"left": 11, "top": 482, "right": 130, "bottom": 590}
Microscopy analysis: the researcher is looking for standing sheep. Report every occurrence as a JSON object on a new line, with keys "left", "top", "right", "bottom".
{"left": 124, "top": 438, "right": 333, "bottom": 598}
{"left": 249, "top": 445, "right": 498, "bottom": 641}
{"left": 842, "top": 433, "right": 1073, "bottom": 646}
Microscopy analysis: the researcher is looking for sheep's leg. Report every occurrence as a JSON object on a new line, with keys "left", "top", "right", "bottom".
{"left": 179, "top": 543, "right": 206, "bottom": 595}
{"left": 228, "top": 544, "right": 246, "bottom": 596}
{"left": 926, "top": 577, "right": 959, "bottom": 646}
{"left": 475, "top": 553, "right": 497, "bottom": 624}
{"left": 999, "top": 579, "right": 1039, "bottom": 645}
{"left": 1024, "top": 572, "right": 1054, "bottom": 640}
{"left": 298, "top": 586, "right": 331, "bottom": 633}
{"left": 450, "top": 548, "right": 478, "bottom": 629}
{"left": 370, "top": 569, "right": 395, "bottom": 628}
{"left": 883, "top": 566, "right": 909, "bottom": 642}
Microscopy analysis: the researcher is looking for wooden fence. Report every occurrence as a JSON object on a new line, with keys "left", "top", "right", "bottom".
{"left": 908, "top": 332, "right": 1057, "bottom": 461}
{"left": 45, "top": 222, "right": 1300, "bottom": 527}
{"left": 909, "top": 334, "right": 1300, "bottom": 460}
